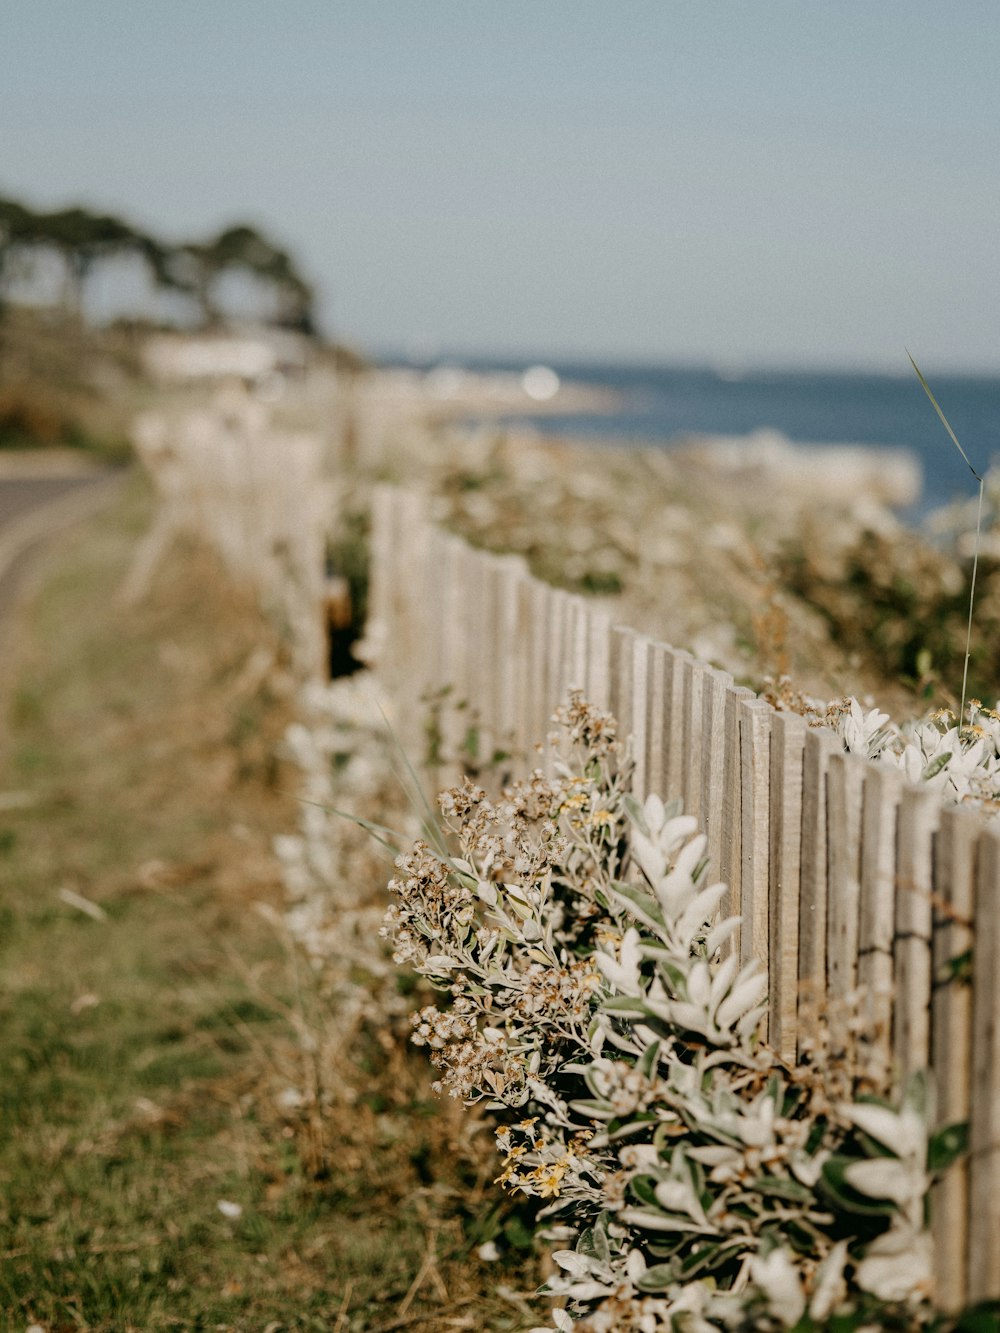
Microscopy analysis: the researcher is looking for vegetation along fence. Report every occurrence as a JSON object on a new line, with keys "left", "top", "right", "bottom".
{"left": 369, "top": 482, "right": 1000, "bottom": 1309}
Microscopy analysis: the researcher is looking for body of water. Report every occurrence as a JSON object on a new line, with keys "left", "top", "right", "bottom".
{"left": 409, "top": 357, "right": 1000, "bottom": 520}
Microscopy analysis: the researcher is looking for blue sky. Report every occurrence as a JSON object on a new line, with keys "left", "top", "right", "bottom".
{"left": 3, "top": 2, "right": 999, "bottom": 369}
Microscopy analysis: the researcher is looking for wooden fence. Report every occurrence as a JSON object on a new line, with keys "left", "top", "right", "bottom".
{"left": 128, "top": 390, "right": 333, "bottom": 676}
{"left": 369, "top": 483, "right": 1000, "bottom": 1309}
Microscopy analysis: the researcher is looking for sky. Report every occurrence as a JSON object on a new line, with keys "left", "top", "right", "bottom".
{"left": 3, "top": 2, "right": 999, "bottom": 371}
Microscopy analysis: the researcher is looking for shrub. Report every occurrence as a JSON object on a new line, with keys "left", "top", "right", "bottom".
{"left": 384, "top": 694, "right": 974, "bottom": 1330}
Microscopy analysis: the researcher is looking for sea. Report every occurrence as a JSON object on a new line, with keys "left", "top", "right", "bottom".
{"left": 388, "top": 356, "right": 1000, "bottom": 524}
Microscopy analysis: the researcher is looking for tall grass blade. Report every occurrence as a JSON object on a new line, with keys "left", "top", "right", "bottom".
{"left": 373, "top": 696, "right": 451, "bottom": 858}
{"left": 907, "top": 350, "right": 984, "bottom": 729}
{"left": 295, "top": 794, "right": 403, "bottom": 859}
{"left": 907, "top": 350, "right": 982, "bottom": 484}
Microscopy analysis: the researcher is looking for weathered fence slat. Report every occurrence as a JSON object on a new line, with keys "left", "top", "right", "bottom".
{"left": 544, "top": 587, "right": 569, "bottom": 746}
{"left": 968, "top": 824, "right": 1000, "bottom": 1301}
{"left": 682, "top": 656, "right": 706, "bottom": 825}
{"left": 931, "top": 806, "right": 976, "bottom": 1312}
{"left": 894, "top": 784, "right": 939, "bottom": 1081}
{"left": 797, "top": 726, "right": 839, "bottom": 1053}
{"left": 609, "top": 626, "right": 637, "bottom": 750}
{"left": 720, "top": 683, "right": 754, "bottom": 958}
{"left": 769, "top": 711, "right": 806, "bottom": 1063}
{"left": 585, "top": 607, "right": 613, "bottom": 713}
{"left": 858, "top": 765, "right": 902, "bottom": 1085}
{"left": 645, "top": 641, "right": 666, "bottom": 801}
{"left": 495, "top": 554, "right": 527, "bottom": 755}
{"left": 568, "top": 597, "right": 589, "bottom": 695}
{"left": 738, "top": 697, "right": 771, "bottom": 973}
{"left": 701, "top": 668, "right": 732, "bottom": 885}
{"left": 826, "top": 753, "right": 866, "bottom": 1058}
{"left": 663, "top": 647, "right": 690, "bottom": 805}
{"left": 526, "top": 579, "right": 550, "bottom": 755}
{"left": 629, "top": 633, "right": 651, "bottom": 801}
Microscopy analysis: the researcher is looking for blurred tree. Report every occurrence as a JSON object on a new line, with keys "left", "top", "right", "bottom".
{"left": 36, "top": 207, "right": 140, "bottom": 313}
{"left": 0, "top": 192, "right": 317, "bottom": 335}
{"left": 176, "top": 222, "right": 316, "bottom": 332}
{"left": 0, "top": 196, "right": 38, "bottom": 314}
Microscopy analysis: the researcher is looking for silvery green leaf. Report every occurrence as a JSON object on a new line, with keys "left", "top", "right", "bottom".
{"left": 686, "top": 959, "right": 712, "bottom": 1008}
{"left": 610, "top": 881, "right": 666, "bottom": 934}
{"left": 552, "top": 1250, "right": 593, "bottom": 1278}
{"left": 619, "top": 1206, "right": 714, "bottom": 1235}
{"left": 841, "top": 1100, "right": 925, "bottom": 1159}
{"left": 630, "top": 827, "right": 666, "bottom": 887}
{"left": 654, "top": 1178, "right": 708, "bottom": 1226}
{"left": 748, "top": 1246, "right": 806, "bottom": 1328}
{"left": 714, "top": 964, "right": 767, "bottom": 1032}
{"left": 661, "top": 813, "right": 698, "bottom": 848}
{"left": 624, "top": 793, "right": 651, "bottom": 836}
{"left": 676, "top": 882, "right": 727, "bottom": 949}
{"left": 843, "top": 1158, "right": 925, "bottom": 1207}
{"left": 641, "top": 791, "right": 665, "bottom": 834}
{"left": 854, "top": 1223, "right": 933, "bottom": 1303}
{"left": 921, "top": 750, "right": 952, "bottom": 780}
{"left": 808, "top": 1239, "right": 848, "bottom": 1322}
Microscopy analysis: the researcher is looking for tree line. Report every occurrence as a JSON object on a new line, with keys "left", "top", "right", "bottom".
{"left": 0, "top": 192, "right": 316, "bottom": 334}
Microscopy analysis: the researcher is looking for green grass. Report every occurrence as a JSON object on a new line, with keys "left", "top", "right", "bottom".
{"left": 0, "top": 477, "right": 542, "bottom": 1331}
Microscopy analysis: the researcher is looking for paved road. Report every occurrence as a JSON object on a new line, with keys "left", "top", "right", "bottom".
{"left": 0, "top": 469, "right": 123, "bottom": 625}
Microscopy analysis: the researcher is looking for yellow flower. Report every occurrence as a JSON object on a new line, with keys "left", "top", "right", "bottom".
{"left": 532, "top": 1163, "right": 567, "bottom": 1197}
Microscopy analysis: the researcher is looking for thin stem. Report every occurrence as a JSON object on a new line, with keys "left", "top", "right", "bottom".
{"left": 907, "top": 350, "right": 986, "bottom": 729}
{"left": 959, "top": 478, "right": 984, "bottom": 730}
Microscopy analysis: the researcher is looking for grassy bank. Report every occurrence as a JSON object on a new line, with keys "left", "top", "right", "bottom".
{"left": 0, "top": 477, "right": 540, "bottom": 1331}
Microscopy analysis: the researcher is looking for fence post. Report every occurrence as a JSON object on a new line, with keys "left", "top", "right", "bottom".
{"left": 894, "top": 784, "right": 940, "bottom": 1081}
{"left": 630, "top": 633, "right": 651, "bottom": 801}
{"left": 490, "top": 552, "right": 525, "bottom": 764}
{"left": 968, "top": 824, "right": 1000, "bottom": 1301}
{"left": 609, "top": 627, "right": 637, "bottom": 752}
{"left": 440, "top": 533, "right": 472, "bottom": 785}
{"left": 720, "top": 683, "right": 754, "bottom": 959}
{"left": 681, "top": 657, "right": 705, "bottom": 825}
{"left": 585, "top": 607, "right": 613, "bottom": 713}
{"left": 798, "top": 727, "right": 839, "bottom": 1056}
{"left": 527, "top": 579, "right": 551, "bottom": 756}
{"left": 858, "top": 765, "right": 903, "bottom": 1087}
{"left": 738, "top": 697, "right": 771, "bottom": 976}
{"left": 701, "top": 668, "right": 733, "bottom": 883}
{"left": 769, "top": 712, "right": 806, "bottom": 1063}
{"left": 546, "top": 589, "right": 571, "bottom": 736}
{"left": 931, "top": 806, "right": 977, "bottom": 1312}
{"left": 645, "top": 642, "right": 666, "bottom": 801}
{"left": 826, "top": 753, "right": 866, "bottom": 1060}
{"left": 662, "top": 648, "right": 690, "bottom": 806}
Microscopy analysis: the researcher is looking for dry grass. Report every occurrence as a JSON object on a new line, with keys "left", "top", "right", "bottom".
{"left": 0, "top": 474, "right": 543, "bottom": 1332}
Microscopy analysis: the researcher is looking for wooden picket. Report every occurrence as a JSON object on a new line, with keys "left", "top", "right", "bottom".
{"left": 858, "top": 766, "right": 903, "bottom": 1086}
{"left": 368, "top": 484, "right": 1000, "bottom": 1305}
{"left": 769, "top": 711, "right": 806, "bottom": 1063}
{"left": 968, "top": 825, "right": 1000, "bottom": 1301}
{"left": 797, "top": 726, "right": 839, "bottom": 1048}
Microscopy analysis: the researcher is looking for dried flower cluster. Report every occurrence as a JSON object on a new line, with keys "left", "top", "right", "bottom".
{"left": 384, "top": 693, "right": 970, "bottom": 1330}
